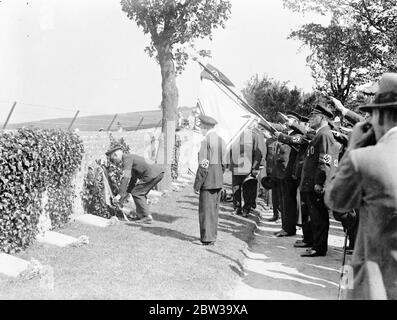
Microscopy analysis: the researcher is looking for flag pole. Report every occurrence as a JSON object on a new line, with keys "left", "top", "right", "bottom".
{"left": 195, "top": 60, "right": 277, "bottom": 134}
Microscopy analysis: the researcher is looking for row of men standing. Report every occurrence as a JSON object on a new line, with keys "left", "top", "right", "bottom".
{"left": 192, "top": 101, "right": 362, "bottom": 257}
{"left": 263, "top": 99, "right": 365, "bottom": 257}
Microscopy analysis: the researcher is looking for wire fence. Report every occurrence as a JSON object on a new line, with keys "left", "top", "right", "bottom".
{"left": 0, "top": 99, "right": 165, "bottom": 132}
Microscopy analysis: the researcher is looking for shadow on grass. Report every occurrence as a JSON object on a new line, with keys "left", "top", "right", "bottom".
{"left": 126, "top": 224, "right": 198, "bottom": 242}
{"left": 217, "top": 213, "right": 256, "bottom": 245}
{"left": 176, "top": 200, "right": 199, "bottom": 207}
{"left": 205, "top": 248, "right": 246, "bottom": 277}
{"left": 234, "top": 216, "right": 344, "bottom": 299}
{"left": 151, "top": 212, "right": 180, "bottom": 223}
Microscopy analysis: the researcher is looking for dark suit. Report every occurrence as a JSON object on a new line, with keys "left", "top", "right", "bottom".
{"left": 119, "top": 153, "right": 164, "bottom": 218}
{"left": 325, "top": 128, "right": 397, "bottom": 299}
{"left": 265, "top": 137, "right": 280, "bottom": 219}
{"left": 270, "top": 139, "right": 291, "bottom": 222}
{"left": 300, "top": 125, "right": 340, "bottom": 254}
{"left": 230, "top": 128, "right": 263, "bottom": 213}
{"left": 277, "top": 130, "right": 307, "bottom": 235}
{"left": 194, "top": 130, "right": 226, "bottom": 243}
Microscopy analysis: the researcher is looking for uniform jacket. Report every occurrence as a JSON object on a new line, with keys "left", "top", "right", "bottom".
{"left": 324, "top": 127, "right": 397, "bottom": 299}
{"left": 299, "top": 125, "right": 340, "bottom": 192}
{"left": 277, "top": 129, "right": 308, "bottom": 180}
{"left": 194, "top": 130, "right": 226, "bottom": 190}
{"left": 119, "top": 153, "right": 165, "bottom": 196}
{"left": 265, "top": 137, "right": 278, "bottom": 177}
{"left": 229, "top": 128, "right": 263, "bottom": 176}
{"left": 271, "top": 140, "right": 291, "bottom": 180}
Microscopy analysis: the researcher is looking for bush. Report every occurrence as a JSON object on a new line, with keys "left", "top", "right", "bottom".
{"left": 0, "top": 128, "right": 84, "bottom": 253}
{"left": 81, "top": 135, "right": 130, "bottom": 218}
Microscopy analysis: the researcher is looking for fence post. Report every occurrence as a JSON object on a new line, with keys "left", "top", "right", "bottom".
{"left": 107, "top": 113, "right": 118, "bottom": 132}
{"left": 134, "top": 117, "right": 144, "bottom": 131}
{"left": 68, "top": 110, "right": 80, "bottom": 131}
{"left": 2, "top": 101, "right": 17, "bottom": 130}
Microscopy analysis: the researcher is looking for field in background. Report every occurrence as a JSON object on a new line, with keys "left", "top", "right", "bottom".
{"left": 6, "top": 106, "right": 195, "bottom": 131}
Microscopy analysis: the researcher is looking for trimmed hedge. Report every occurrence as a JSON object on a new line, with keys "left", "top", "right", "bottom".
{"left": 0, "top": 128, "right": 83, "bottom": 253}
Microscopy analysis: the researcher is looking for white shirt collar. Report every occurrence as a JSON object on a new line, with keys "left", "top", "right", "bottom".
{"left": 378, "top": 125, "right": 397, "bottom": 143}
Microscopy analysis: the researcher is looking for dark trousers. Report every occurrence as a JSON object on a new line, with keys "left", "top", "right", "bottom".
{"left": 271, "top": 178, "right": 283, "bottom": 219}
{"left": 303, "top": 192, "right": 329, "bottom": 253}
{"left": 281, "top": 178, "right": 298, "bottom": 235}
{"left": 130, "top": 173, "right": 164, "bottom": 217}
{"left": 199, "top": 188, "right": 221, "bottom": 243}
{"left": 300, "top": 192, "right": 313, "bottom": 244}
{"left": 232, "top": 174, "right": 257, "bottom": 211}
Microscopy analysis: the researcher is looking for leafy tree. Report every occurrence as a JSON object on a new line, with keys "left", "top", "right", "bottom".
{"left": 284, "top": 0, "right": 397, "bottom": 73}
{"left": 120, "top": 0, "right": 231, "bottom": 187}
{"left": 289, "top": 21, "right": 378, "bottom": 104}
{"left": 242, "top": 74, "right": 312, "bottom": 122}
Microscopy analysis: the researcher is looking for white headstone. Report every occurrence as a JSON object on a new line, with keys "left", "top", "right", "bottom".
{"left": 0, "top": 253, "right": 30, "bottom": 278}
{"left": 73, "top": 214, "right": 110, "bottom": 228}
{"left": 36, "top": 231, "right": 79, "bottom": 247}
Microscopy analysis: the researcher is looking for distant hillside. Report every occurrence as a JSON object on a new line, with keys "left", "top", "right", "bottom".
{"left": 7, "top": 107, "right": 194, "bottom": 131}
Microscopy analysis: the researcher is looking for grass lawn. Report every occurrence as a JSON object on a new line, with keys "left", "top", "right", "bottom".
{"left": 0, "top": 172, "right": 257, "bottom": 299}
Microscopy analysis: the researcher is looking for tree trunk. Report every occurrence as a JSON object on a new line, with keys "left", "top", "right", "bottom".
{"left": 156, "top": 46, "right": 178, "bottom": 191}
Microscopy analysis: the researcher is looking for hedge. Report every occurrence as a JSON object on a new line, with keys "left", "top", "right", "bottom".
{"left": 0, "top": 128, "right": 84, "bottom": 254}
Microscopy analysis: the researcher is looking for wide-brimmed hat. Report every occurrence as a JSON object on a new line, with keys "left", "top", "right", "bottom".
{"left": 105, "top": 144, "right": 123, "bottom": 156}
{"left": 359, "top": 73, "right": 397, "bottom": 112}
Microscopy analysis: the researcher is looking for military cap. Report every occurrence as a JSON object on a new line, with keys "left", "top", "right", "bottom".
{"left": 310, "top": 103, "right": 334, "bottom": 119}
{"left": 288, "top": 111, "right": 309, "bottom": 122}
{"left": 360, "top": 73, "right": 397, "bottom": 111}
{"left": 198, "top": 114, "right": 218, "bottom": 126}
{"left": 300, "top": 115, "right": 309, "bottom": 122}
{"left": 286, "top": 111, "right": 300, "bottom": 122}
{"left": 105, "top": 144, "right": 123, "bottom": 156}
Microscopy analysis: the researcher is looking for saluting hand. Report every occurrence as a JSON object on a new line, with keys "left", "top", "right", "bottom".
{"left": 330, "top": 97, "right": 345, "bottom": 112}
{"left": 348, "top": 121, "right": 376, "bottom": 150}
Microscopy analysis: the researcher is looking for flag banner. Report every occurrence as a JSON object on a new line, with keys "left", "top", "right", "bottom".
{"left": 197, "top": 63, "right": 257, "bottom": 151}
{"left": 200, "top": 64, "right": 235, "bottom": 87}
{"left": 99, "top": 166, "right": 114, "bottom": 206}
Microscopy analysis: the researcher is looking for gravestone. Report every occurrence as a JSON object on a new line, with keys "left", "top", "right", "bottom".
{"left": 73, "top": 214, "right": 111, "bottom": 228}
{"left": 36, "top": 231, "right": 79, "bottom": 247}
{"left": 0, "top": 253, "right": 30, "bottom": 278}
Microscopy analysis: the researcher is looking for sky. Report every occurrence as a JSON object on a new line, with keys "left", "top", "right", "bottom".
{"left": 0, "top": 0, "right": 330, "bottom": 124}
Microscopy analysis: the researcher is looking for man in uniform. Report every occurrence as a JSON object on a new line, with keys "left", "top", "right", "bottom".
{"left": 107, "top": 144, "right": 165, "bottom": 224}
{"left": 229, "top": 119, "right": 263, "bottom": 217}
{"left": 193, "top": 114, "right": 226, "bottom": 246}
{"left": 325, "top": 73, "right": 397, "bottom": 299}
{"left": 274, "top": 112, "right": 309, "bottom": 237}
{"left": 299, "top": 104, "right": 340, "bottom": 257}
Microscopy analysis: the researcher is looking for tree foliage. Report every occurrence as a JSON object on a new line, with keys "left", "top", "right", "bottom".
{"left": 120, "top": 0, "right": 231, "bottom": 74}
{"left": 242, "top": 74, "right": 316, "bottom": 122}
{"left": 284, "top": 0, "right": 397, "bottom": 103}
{"left": 120, "top": 0, "right": 231, "bottom": 189}
{"left": 289, "top": 21, "right": 379, "bottom": 103}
